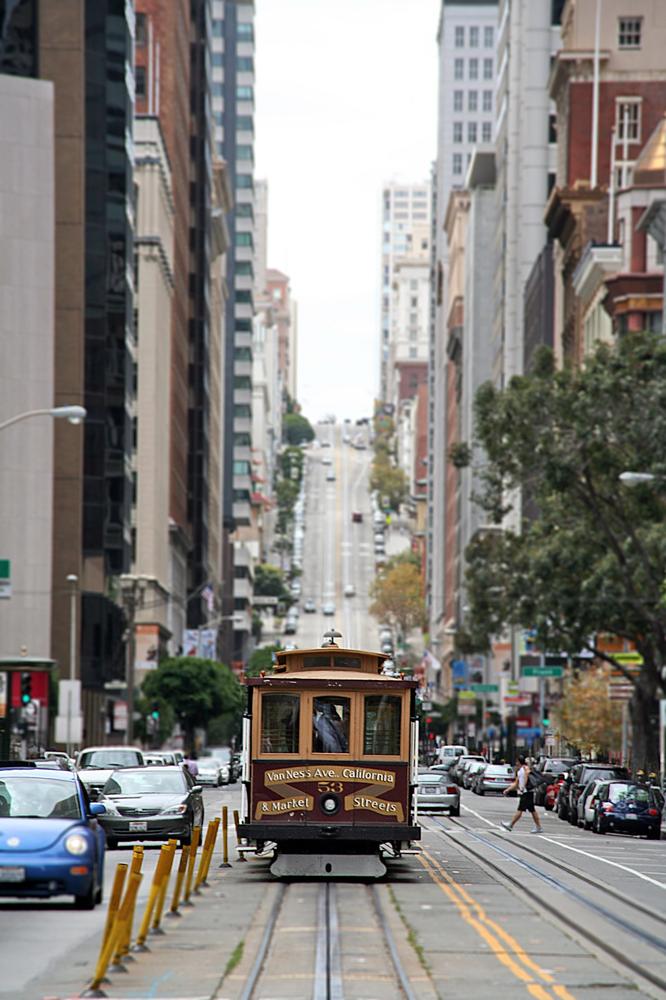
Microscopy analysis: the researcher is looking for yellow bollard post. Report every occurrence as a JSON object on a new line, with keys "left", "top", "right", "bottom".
{"left": 194, "top": 820, "right": 216, "bottom": 891}
{"left": 200, "top": 817, "right": 220, "bottom": 885}
{"left": 151, "top": 839, "right": 177, "bottom": 933}
{"left": 166, "top": 843, "right": 190, "bottom": 918}
{"left": 102, "top": 863, "right": 127, "bottom": 951}
{"left": 219, "top": 805, "right": 231, "bottom": 868}
{"left": 233, "top": 808, "right": 247, "bottom": 862}
{"left": 108, "top": 871, "right": 143, "bottom": 973}
{"left": 84, "top": 872, "right": 142, "bottom": 994}
{"left": 133, "top": 844, "right": 170, "bottom": 952}
{"left": 117, "top": 847, "right": 144, "bottom": 963}
{"left": 182, "top": 825, "right": 202, "bottom": 905}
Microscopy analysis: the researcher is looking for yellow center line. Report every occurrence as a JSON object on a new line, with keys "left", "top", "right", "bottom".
{"left": 419, "top": 851, "right": 577, "bottom": 1000}
{"left": 423, "top": 848, "right": 555, "bottom": 984}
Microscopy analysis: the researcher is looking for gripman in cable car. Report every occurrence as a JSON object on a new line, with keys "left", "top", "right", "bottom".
{"left": 237, "top": 629, "right": 421, "bottom": 878}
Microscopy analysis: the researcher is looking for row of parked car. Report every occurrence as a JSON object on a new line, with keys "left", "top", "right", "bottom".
{"left": 421, "top": 747, "right": 664, "bottom": 839}
{"left": 0, "top": 743, "right": 240, "bottom": 910}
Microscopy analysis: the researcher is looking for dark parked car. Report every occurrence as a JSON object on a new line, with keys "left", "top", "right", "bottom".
{"left": 557, "top": 763, "right": 629, "bottom": 823}
{"left": 98, "top": 766, "right": 204, "bottom": 849}
{"left": 591, "top": 781, "right": 662, "bottom": 838}
{"left": 533, "top": 757, "right": 577, "bottom": 806}
{"left": 450, "top": 754, "right": 485, "bottom": 786}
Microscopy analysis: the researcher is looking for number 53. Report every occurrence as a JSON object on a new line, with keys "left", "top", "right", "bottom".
{"left": 318, "top": 781, "right": 343, "bottom": 793}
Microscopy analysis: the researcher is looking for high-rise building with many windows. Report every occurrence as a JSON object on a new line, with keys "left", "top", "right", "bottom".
{"left": 379, "top": 180, "right": 431, "bottom": 403}
{"left": 211, "top": 0, "right": 256, "bottom": 664}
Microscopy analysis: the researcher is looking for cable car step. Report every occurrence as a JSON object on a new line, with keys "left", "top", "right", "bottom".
{"left": 271, "top": 852, "right": 386, "bottom": 878}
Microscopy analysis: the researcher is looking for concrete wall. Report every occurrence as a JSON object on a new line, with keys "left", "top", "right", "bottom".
{"left": 0, "top": 75, "right": 55, "bottom": 659}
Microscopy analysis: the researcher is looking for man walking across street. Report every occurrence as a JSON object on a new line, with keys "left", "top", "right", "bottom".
{"left": 501, "top": 754, "right": 543, "bottom": 833}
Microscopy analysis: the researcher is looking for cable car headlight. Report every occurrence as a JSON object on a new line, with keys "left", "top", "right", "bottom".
{"left": 320, "top": 794, "right": 340, "bottom": 815}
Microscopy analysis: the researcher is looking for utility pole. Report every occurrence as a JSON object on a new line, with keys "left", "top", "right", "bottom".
{"left": 66, "top": 574, "right": 78, "bottom": 757}
{"left": 119, "top": 575, "right": 148, "bottom": 746}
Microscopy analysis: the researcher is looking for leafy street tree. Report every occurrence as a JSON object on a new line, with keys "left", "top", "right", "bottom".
{"left": 245, "top": 643, "right": 282, "bottom": 677}
{"left": 369, "top": 561, "right": 426, "bottom": 639}
{"left": 458, "top": 334, "right": 666, "bottom": 770}
{"left": 254, "top": 563, "right": 291, "bottom": 603}
{"left": 142, "top": 657, "right": 244, "bottom": 751}
{"left": 283, "top": 412, "right": 314, "bottom": 445}
{"left": 370, "top": 457, "right": 409, "bottom": 512}
{"left": 553, "top": 665, "right": 622, "bottom": 759}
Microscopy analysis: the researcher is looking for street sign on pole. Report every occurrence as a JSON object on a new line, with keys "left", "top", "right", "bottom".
{"left": 521, "top": 665, "right": 564, "bottom": 678}
{"left": 0, "top": 559, "right": 11, "bottom": 599}
{"left": 471, "top": 683, "right": 499, "bottom": 693}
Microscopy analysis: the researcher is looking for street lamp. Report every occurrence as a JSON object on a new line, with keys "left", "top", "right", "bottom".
{"left": 0, "top": 405, "right": 86, "bottom": 432}
{"left": 119, "top": 575, "right": 150, "bottom": 746}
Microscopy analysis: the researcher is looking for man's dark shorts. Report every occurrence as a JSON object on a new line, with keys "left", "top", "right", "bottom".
{"left": 518, "top": 790, "right": 534, "bottom": 812}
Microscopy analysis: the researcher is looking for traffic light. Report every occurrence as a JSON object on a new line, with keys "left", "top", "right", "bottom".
{"left": 542, "top": 715, "right": 550, "bottom": 728}
{"left": 20, "top": 672, "right": 32, "bottom": 705}
{"left": 150, "top": 701, "right": 160, "bottom": 721}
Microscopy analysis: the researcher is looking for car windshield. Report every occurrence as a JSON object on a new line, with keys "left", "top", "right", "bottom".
{"left": 486, "top": 765, "right": 513, "bottom": 775}
{"left": 582, "top": 768, "right": 626, "bottom": 783}
{"left": 608, "top": 783, "right": 649, "bottom": 804}
{"left": 418, "top": 774, "right": 444, "bottom": 784}
{"left": 0, "top": 776, "right": 82, "bottom": 819}
{"left": 543, "top": 759, "right": 574, "bottom": 771}
{"left": 103, "top": 771, "right": 187, "bottom": 795}
{"left": 201, "top": 759, "right": 223, "bottom": 769}
{"left": 79, "top": 750, "right": 142, "bottom": 769}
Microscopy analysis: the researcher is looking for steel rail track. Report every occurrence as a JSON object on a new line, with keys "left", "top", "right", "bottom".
{"left": 449, "top": 813, "right": 664, "bottom": 924}
{"left": 425, "top": 814, "right": 666, "bottom": 995}
{"left": 238, "top": 879, "right": 420, "bottom": 1000}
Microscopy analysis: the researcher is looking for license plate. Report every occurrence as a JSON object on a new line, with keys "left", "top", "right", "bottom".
{"left": 625, "top": 814, "right": 637, "bottom": 820}
{"left": 129, "top": 821, "right": 147, "bottom": 832}
{"left": 0, "top": 867, "right": 25, "bottom": 883}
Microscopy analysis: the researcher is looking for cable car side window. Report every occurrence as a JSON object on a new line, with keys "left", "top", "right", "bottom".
{"left": 364, "top": 695, "right": 402, "bottom": 755}
{"left": 260, "top": 693, "right": 300, "bottom": 754}
{"left": 312, "top": 696, "right": 351, "bottom": 753}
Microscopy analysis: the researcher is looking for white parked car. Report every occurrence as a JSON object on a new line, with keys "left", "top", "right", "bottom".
{"left": 322, "top": 601, "right": 336, "bottom": 615}
{"left": 197, "top": 757, "right": 230, "bottom": 786}
{"left": 576, "top": 778, "right": 606, "bottom": 829}
{"left": 344, "top": 584, "right": 355, "bottom": 597}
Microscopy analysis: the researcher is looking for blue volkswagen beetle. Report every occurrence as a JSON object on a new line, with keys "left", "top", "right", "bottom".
{"left": 0, "top": 762, "right": 106, "bottom": 908}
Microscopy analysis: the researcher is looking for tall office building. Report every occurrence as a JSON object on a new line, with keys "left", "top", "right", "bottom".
{"left": 379, "top": 181, "right": 431, "bottom": 403}
{"left": 0, "top": 0, "right": 135, "bottom": 741}
{"left": 211, "top": 0, "right": 256, "bottom": 664}
{"left": 428, "top": 0, "right": 498, "bottom": 653}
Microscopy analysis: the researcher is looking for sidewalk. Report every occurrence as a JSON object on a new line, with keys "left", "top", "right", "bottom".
{"left": 39, "top": 842, "right": 271, "bottom": 1000}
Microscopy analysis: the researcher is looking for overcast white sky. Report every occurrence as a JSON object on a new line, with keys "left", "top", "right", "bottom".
{"left": 255, "top": 0, "right": 439, "bottom": 423}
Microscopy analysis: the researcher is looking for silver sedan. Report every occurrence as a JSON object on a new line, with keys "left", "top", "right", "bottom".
{"left": 472, "top": 763, "right": 515, "bottom": 795}
{"left": 416, "top": 771, "right": 460, "bottom": 816}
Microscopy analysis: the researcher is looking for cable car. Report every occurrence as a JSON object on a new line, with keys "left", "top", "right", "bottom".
{"left": 237, "top": 630, "right": 421, "bottom": 877}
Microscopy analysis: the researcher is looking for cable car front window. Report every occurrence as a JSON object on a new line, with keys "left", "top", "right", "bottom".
{"left": 261, "top": 693, "right": 300, "bottom": 754}
{"left": 312, "top": 696, "right": 350, "bottom": 753}
{"left": 364, "top": 695, "right": 402, "bottom": 755}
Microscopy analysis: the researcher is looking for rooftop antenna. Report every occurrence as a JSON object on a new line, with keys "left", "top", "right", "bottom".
{"left": 322, "top": 629, "right": 342, "bottom": 647}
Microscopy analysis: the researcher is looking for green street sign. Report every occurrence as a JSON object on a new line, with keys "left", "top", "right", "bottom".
{"left": 0, "top": 559, "right": 11, "bottom": 600}
{"left": 470, "top": 683, "right": 499, "bottom": 693}
{"left": 521, "top": 665, "right": 564, "bottom": 678}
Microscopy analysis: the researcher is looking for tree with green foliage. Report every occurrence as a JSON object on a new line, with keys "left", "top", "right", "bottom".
{"left": 280, "top": 446, "right": 304, "bottom": 483}
{"left": 245, "top": 644, "right": 282, "bottom": 677}
{"left": 142, "top": 657, "right": 244, "bottom": 751}
{"left": 369, "top": 561, "right": 426, "bottom": 639}
{"left": 254, "top": 563, "right": 290, "bottom": 603}
{"left": 370, "top": 457, "right": 409, "bottom": 512}
{"left": 457, "top": 334, "right": 666, "bottom": 770}
{"left": 283, "top": 412, "right": 314, "bottom": 445}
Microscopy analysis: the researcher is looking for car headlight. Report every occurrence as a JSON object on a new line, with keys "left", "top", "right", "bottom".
{"left": 65, "top": 833, "right": 89, "bottom": 855}
{"left": 160, "top": 803, "right": 188, "bottom": 816}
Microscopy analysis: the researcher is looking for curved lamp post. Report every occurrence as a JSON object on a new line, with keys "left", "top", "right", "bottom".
{"left": 0, "top": 405, "right": 86, "bottom": 432}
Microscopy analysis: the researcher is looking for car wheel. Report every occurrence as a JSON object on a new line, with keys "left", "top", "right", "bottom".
{"left": 95, "top": 881, "right": 103, "bottom": 905}
{"left": 74, "top": 882, "right": 97, "bottom": 910}
{"left": 646, "top": 827, "right": 660, "bottom": 840}
{"left": 106, "top": 837, "right": 118, "bottom": 851}
{"left": 450, "top": 805, "right": 460, "bottom": 817}
{"left": 557, "top": 803, "right": 567, "bottom": 821}
{"left": 584, "top": 820, "right": 592, "bottom": 831}
{"left": 180, "top": 827, "right": 192, "bottom": 847}
{"left": 568, "top": 808, "right": 578, "bottom": 825}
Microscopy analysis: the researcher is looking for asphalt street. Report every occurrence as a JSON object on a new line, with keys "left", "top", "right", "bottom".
{"left": 5, "top": 782, "right": 665, "bottom": 999}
